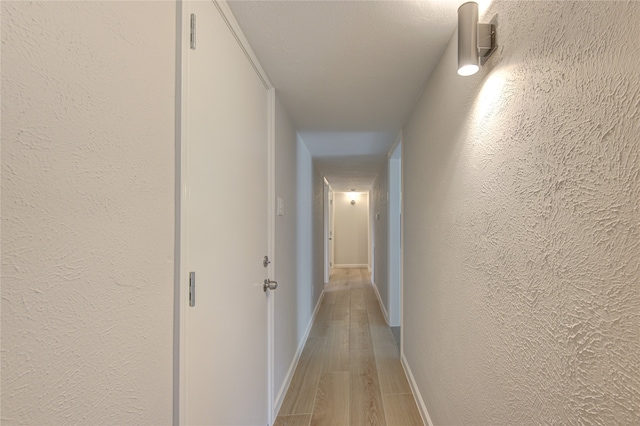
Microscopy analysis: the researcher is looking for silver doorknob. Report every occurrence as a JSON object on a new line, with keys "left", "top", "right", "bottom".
{"left": 263, "top": 279, "right": 278, "bottom": 292}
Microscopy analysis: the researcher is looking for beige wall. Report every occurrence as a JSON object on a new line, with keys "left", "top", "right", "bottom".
{"left": 1, "top": 1, "right": 176, "bottom": 424}
{"left": 334, "top": 192, "right": 370, "bottom": 266}
{"left": 403, "top": 1, "right": 640, "bottom": 424}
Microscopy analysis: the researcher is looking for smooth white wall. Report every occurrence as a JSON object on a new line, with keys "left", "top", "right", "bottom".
{"left": 371, "top": 167, "right": 389, "bottom": 321}
{"left": 274, "top": 97, "right": 298, "bottom": 406}
{"left": 295, "top": 136, "right": 315, "bottom": 343}
{"left": 295, "top": 137, "right": 325, "bottom": 340}
{"left": 312, "top": 163, "right": 325, "bottom": 303}
{"left": 1, "top": 2, "right": 175, "bottom": 424}
{"left": 403, "top": 1, "right": 640, "bottom": 424}
{"left": 334, "top": 192, "right": 369, "bottom": 266}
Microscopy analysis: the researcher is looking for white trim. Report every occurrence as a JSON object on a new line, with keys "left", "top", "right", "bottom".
{"left": 330, "top": 189, "right": 335, "bottom": 270}
{"left": 178, "top": 3, "right": 190, "bottom": 423}
{"left": 323, "top": 181, "right": 330, "bottom": 284}
{"left": 399, "top": 129, "right": 405, "bottom": 362}
{"left": 266, "top": 88, "right": 276, "bottom": 425}
{"left": 173, "top": 0, "right": 183, "bottom": 421}
{"left": 387, "top": 131, "right": 403, "bottom": 160}
{"left": 368, "top": 189, "right": 372, "bottom": 277}
{"left": 333, "top": 263, "right": 369, "bottom": 269}
{"left": 214, "top": 0, "right": 273, "bottom": 90}
{"left": 273, "top": 291, "right": 326, "bottom": 419}
{"left": 401, "top": 353, "right": 434, "bottom": 426}
{"left": 387, "top": 140, "right": 402, "bottom": 327}
{"left": 371, "top": 281, "right": 390, "bottom": 326}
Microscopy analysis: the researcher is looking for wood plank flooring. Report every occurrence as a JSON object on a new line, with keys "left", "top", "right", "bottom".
{"left": 275, "top": 269, "right": 423, "bottom": 426}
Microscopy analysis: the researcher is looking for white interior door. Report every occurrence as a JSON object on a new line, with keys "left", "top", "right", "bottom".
{"left": 181, "top": 1, "right": 272, "bottom": 424}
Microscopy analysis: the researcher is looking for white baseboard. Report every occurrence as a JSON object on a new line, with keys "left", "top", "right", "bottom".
{"left": 273, "top": 291, "right": 325, "bottom": 419}
{"left": 371, "top": 281, "right": 390, "bottom": 326}
{"left": 333, "top": 263, "right": 368, "bottom": 269}
{"left": 401, "top": 352, "right": 434, "bottom": 426}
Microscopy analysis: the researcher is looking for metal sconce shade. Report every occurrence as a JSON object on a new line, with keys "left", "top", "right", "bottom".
{"left": 458, "top": 2, "right": 497, "bottom": 76}
{"left": 458, "top": 2, "right": 479, "bottom": 76}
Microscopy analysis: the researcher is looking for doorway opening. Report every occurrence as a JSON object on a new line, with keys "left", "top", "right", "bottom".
{"left": 332, "top": 191, "right": 370, "bottom": 270}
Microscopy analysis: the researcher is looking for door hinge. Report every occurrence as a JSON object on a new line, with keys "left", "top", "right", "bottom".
{"left": 189, "top": 271, "right": 196, "bottom": 307}
{"left": 190, "top": 13, "right": 196, "bottom": 50}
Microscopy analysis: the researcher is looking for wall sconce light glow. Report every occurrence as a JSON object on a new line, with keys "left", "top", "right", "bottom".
{"left": 458, "top": 64, "right": 480, "bottom": 77}
{"left": 468, "top": 68, "right": 510, "bottom": 152}
{"left": 457, "top": 2, "right": 497, "bottom": 76}
{"left": 475, "top": 69, "right": 506, "bottom": 122}
{"left": 348, "top": 190, "right": 358, "bottom": 204}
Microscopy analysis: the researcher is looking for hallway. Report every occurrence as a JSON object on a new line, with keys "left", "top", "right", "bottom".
{"left": 275, "top": 269, "right": 423, "bottom": 426}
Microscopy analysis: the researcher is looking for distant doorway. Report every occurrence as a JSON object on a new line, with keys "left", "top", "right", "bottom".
{"left": 333, "top": 191, "right": 369, "bottom": 269}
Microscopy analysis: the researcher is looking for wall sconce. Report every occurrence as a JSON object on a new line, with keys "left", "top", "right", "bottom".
{"left": 457, "top": 2, "right": 497, "bottom": 76}
{"left": 349, "top": 190, "right": 357, "bottom": 205}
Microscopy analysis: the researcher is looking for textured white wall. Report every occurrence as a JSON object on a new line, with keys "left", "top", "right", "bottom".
{"left": 1, "top": 1, "right": 175, "bottom": 424}
{"left": 334, "top": 192, "right": 370, "bottom": 266}
{"left": 274, "top": 97, "right": 298, "bottom": 402}
{"left": 403, "top": 1, "right": 640, "bottom": 424}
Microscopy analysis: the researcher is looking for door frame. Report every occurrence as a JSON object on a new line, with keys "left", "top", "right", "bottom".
{"left": 323, "top": 179, "right": 334, "bottom": 284}
{"left": 388, "top": 138, "right": 402, "bottom": 328}
{"left": 176, "top": 1, "right": 276, "bottom": 424}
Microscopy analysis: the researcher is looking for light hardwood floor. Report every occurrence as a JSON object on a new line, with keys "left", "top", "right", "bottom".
{"left": 275, "top": 269, "right": 423, "bottom": 426}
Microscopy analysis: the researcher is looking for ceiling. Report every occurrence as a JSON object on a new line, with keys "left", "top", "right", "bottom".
{"left": 227, "top": 0, "right": 461, "bottom": 192}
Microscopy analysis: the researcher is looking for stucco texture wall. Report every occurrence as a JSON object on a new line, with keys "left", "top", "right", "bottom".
{"left": 403, "top": 1, "right": 640, "bottom": 424}
{"left": 1, "top": 2, "right": 175, "bottom": 424}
